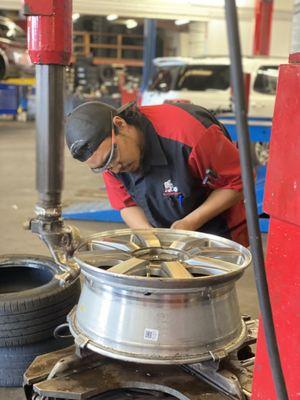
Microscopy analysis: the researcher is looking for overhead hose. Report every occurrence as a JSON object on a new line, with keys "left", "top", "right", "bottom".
{"left": 224, "top": 1, "right": 288, "bottom": 399}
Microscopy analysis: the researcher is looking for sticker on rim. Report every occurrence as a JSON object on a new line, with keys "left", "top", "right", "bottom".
{"left": 144, "top": 328, "right": 159, "bottom": 341}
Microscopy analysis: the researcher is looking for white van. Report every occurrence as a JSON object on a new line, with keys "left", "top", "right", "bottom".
{"left": 141, "top": 56, "right": 286, "bottom": 119}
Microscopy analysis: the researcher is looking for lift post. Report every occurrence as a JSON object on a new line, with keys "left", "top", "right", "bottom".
{"left": 141, "top": 19, "right": 157, "bottom": 93}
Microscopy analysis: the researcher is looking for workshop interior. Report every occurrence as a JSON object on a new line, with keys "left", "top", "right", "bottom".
{"left": 0, "top": 0, "right": 299, "bottom": 399}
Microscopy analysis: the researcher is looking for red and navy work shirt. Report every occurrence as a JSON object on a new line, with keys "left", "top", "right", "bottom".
{"left": 103, "top": 103, "right": 249, "bottom": 247}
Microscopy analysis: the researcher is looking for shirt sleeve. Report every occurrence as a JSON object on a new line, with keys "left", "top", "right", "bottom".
{"left": 103, "top": 171, "right": 137, "bottom": 210}
{"left": 188, "top": 124, "right": 243, "bottom": 191}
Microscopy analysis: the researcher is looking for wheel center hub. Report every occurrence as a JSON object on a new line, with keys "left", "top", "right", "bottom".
{"left": 132, "top": 247, "right": 186, "bottom": 262}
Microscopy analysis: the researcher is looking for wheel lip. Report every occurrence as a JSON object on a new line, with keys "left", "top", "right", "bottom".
{"left": 74, "top": 228, "right": 252, "bottom": 289}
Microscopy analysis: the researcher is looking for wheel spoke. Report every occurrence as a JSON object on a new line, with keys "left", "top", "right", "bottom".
{"left": 185, "top": 244, "right": 240, "bottom": 256}
{"left": 185, "top": 255, "right": 238, "bottom": 272}
{"left": 91, "top": 239, "right": 135, "bottom": 252}
{"left": 196, "top": 248, "right": 243, "bottom": 264}
{"left": 78, "top": 250, "right": 129, "bottom": 265}
{"left": 129, "top": 234, "right": 142, "bottom": 249}
{"left": 108, "top": 258, "right": 149, "bottom": 275}
{"left": 169, "top": 237, "right": 210, "bottom": 250}
{"left": 199, "top": 248, "right": 241, "bottom": 255}
{"left": 161, "top": 261, "right": 194, "bottom": 279}
{"left": 131, "top": 232, "right": 161, "bottom": 248}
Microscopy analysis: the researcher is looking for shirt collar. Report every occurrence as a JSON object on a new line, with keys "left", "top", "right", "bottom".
{"left": 140, "top": 114, "right": 168, "bottom": 172}
{"left": 114, "top": 114, "right": 168, "bottom": 183}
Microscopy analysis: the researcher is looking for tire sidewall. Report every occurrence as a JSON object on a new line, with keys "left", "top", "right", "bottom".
{"left": 0, "top": 254, "right": 80, "bottom": 310}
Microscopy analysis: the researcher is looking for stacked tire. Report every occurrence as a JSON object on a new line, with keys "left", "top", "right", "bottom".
{"left": 0, "top": 254, "right": 81, "bottom": 387}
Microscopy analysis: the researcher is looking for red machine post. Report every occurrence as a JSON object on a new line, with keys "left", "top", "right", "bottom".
{"left": 253, "top": 0, "right": 273, "bottom": 56}
{"left": 24, "top": 0, "right": 72, "bottom": 65}
{"left": 252, "top": 8, "right": 300, "bottom": 397}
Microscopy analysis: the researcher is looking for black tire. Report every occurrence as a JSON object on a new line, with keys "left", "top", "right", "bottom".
{"left": 99, "top": 65, "right": 115, "bottom": 82}
{"left": 0, "top": 336, "right": 74, "bottom": 387}
{"left": 0, "top": 255, "right": 81, "bottom": 346}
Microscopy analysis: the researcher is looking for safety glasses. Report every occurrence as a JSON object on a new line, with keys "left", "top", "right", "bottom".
{"left": 91, "top": 114, "right": 117, "bottom": 173}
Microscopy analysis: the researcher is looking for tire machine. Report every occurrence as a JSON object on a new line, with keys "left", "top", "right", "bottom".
{"left": 22, "top": 0, "right": 299, "bottom": 399}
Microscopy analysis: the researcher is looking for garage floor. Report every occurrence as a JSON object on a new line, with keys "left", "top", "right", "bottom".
{"left": 0, "top": 120, "right": 261, "bottom": 400}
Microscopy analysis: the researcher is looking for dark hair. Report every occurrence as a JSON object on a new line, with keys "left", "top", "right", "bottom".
{"left": 118, "top": 108, "right": 143, "bottom": 129}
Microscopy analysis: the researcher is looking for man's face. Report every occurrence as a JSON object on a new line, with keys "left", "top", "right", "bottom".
{"left": 85, "top": 117, "right": 143, "bottom": 174}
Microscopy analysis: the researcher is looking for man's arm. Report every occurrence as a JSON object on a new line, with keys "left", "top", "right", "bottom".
{"left": 172, "top": 123, "right": 244, "bottom": 232}
{"left": 171, "top": 188, "right": 243, "bottom": 231}
{"left": 121, "top": 206, "right": 152, "bottom": 229}
{"left": 103, "top": 173, "right": 152, "bottom": 228}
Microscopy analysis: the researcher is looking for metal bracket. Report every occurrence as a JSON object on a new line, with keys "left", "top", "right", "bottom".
{"left": 209, "top": 349, "right": 228, "bottom": 362}
{"left": 26, "top": 216, "right": 81, "bottom": 286}
{"left": 74, "top": 334, "right": 90, "bottom": 350}
{"left": 244, "top": 318, "right": 258, "bottom": 346}
{"left": 182, "top": 320, "right": 258, "bottom": 400}
{"left": 184, "top": 361, "right": 246, "bottom": 400}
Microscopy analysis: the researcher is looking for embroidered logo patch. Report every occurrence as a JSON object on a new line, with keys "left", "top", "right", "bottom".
{"left": 163, "top": 179, "right": 179, "bottom": 196}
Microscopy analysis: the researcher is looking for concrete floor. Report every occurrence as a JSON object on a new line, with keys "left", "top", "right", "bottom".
{"left": 0, "top": 120, "right": 261, "bottom": 400}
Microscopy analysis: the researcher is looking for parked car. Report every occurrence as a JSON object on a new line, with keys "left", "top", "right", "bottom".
{"left": 142, "top": 56, "right": 285, "bottom": 116}
{"left": 141, "top": 56, "right": 286, "bottom": 164}
{"left": 0, "top": 17, "right": 32, "bottom": 80}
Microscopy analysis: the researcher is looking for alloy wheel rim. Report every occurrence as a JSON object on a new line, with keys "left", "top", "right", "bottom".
{"left": 74, "top": 229, "right": 251, "bottom": 287}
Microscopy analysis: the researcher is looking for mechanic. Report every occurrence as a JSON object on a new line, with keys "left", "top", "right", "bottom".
{"left": 66, "top": 101, "right": 248, "bottom": 246}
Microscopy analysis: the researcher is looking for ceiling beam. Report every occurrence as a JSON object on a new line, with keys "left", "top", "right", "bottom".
{"left": 0, "top": 0, "right": 292, "bottom": 21}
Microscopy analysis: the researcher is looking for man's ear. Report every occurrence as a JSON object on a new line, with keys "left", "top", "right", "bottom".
{"left": 113, "top": 116, "right": 126, "bottom": 129}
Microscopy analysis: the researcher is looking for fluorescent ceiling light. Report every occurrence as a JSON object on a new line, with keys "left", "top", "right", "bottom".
{"left": 175, "top": 18, "right": 190, "bottom": 26}
{"left": 72, "top": 13, "right": 80, "bottom": 21}
{"left": 106, "top": 14, "right": 118, "bottom": 21}
{"left": 126, "top": 19, "right": 138, "bottom": 29}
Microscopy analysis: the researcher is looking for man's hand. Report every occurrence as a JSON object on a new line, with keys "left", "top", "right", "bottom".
{"left": 171, "top": 189, "right": 243, "bottom": 232}
{"left": 170, "top": 217, "right": 198, "bottom": 231}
